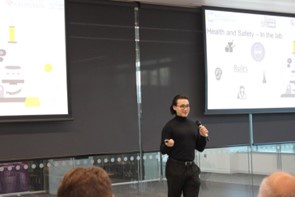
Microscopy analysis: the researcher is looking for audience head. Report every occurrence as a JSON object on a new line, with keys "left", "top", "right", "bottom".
{"left": 57, "top": 166, "right": 113, "bottom": 197}
{"left": 258, "top": 171, "right": 295, "bottom": 197}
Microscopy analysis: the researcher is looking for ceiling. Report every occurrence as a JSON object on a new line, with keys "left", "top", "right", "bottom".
{"left": 116, "top": 0, "right": 295, "bottom": 13}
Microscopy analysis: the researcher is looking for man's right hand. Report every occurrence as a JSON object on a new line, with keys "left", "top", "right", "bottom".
{"left": 164, "top": 139, "right": 175, "bottom": 147}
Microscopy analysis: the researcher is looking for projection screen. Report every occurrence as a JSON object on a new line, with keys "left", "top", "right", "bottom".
{"left": 0, "top": 0, "right": 70, "bottom": 122}
{"left": 203, "top": 6, "right": 295, "bottom": 114}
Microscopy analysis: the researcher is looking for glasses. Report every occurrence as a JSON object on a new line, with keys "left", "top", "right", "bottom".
{"left": 177, "top": 104, "right": 190, "bottom": 109}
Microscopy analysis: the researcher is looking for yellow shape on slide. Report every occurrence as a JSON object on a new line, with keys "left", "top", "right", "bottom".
{"left": 44, "top": 64, "right": 53, "bottom": 72}
{"left": 9, "top": 26, "right": 17, "bottom": 43}
{"left": 25, "top": 97, "right": 40, "bottom": 107}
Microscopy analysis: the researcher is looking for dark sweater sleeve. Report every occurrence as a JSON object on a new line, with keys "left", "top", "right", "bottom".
{"left": 195, "top": 132, "right": 207, "bottom": 152}
{"left": 160, "top": 123, "right": 172, "bottom": 154}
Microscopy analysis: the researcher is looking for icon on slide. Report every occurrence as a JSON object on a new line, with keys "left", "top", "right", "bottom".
{"left": 215, "top": 67, "right": 222, "bottom": 80}
{"left": 281, "top": 58, "right": 295, "bottom": 97}
{"left": 237, "top": 86, "right": 247, "bottom": 99}
{"left": 225, "top": 41, "right": 235, "bottom": 52}
{"left": 251, "top": 42, "right": 265, "bottom": 62}
{"left": 0, "top": 49, "right": 6, "bottom": 62}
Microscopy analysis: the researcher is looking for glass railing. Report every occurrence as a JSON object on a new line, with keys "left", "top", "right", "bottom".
{"left": 0, "top": 143, "right": 294, "bottom": 196}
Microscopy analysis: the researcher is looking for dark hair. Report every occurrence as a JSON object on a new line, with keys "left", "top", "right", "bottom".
{"left": 57, "top": 167, "right": 113, "bottom": 197}
{"left": 170, "top": 95, "right": 189, "bottom": 115}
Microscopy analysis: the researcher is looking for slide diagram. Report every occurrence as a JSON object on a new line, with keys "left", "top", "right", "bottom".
{"left": 0, "top": 26, "right": 26, "bottom": 103}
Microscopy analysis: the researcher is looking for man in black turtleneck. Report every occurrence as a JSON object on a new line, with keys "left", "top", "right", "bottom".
{"left": 160, "top": 95, "right": 209, "bottom": 197}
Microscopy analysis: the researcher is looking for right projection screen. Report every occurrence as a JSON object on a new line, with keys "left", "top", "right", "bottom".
{"left": 203, "top": 7, "right": 295, "bottom": 114}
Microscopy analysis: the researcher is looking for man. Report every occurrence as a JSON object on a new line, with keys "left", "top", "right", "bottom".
{"left": 57, "top": 166, "right": 113, "bottom": 197}
{"left": 160, "top": 94, "right": 209, "bottom": 197}
{"left": 258, "top": 171, "right": 295, "bottom": 197}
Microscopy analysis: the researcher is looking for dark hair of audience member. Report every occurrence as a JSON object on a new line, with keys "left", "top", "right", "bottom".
{"left": 57, "top": 167, "right": 113, "bottom": 197}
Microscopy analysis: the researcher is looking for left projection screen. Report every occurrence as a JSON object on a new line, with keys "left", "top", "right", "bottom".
{"left": 0, "top": 0, "right": 70, "bottom": 122}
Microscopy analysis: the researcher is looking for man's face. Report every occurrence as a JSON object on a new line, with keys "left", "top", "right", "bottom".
{"left": 173, "top": 98, "right": 190, "bottom": 117}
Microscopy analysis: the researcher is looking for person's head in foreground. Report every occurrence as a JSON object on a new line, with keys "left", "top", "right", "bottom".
{"left": 57, "top": 166, "right": 113, "bottom": 197}
{"left": 258, "top": 171, "right": 295, "bottom": 197}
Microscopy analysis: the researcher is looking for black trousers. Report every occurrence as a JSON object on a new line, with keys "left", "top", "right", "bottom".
{"left": 166, "top": 158, "right": 201, "bottom": 197}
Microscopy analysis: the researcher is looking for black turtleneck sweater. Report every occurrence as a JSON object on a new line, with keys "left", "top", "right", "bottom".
{"left": 160, "top": 116, "right": 207, "bottom": 161}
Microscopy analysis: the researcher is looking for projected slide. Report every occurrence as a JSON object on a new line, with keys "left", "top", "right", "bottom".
{"left": 0, "top": 0, "right": 68, "bottom": 117}
{"left": 204, "top": 7, "right": 295, "bottom": 114}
